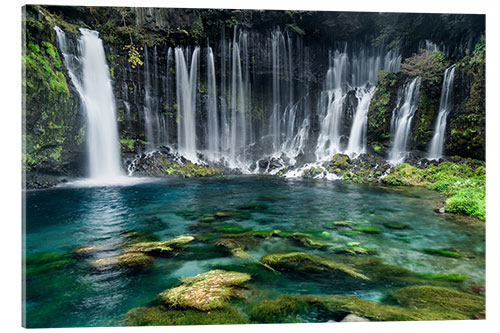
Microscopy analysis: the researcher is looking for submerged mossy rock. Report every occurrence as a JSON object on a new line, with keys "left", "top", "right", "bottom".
{"left": 212, "top": 210, "right": 251, "bottom": 220}
{"left": 422, "top": 248, "right": 462, "bottom": 258}
{"left": 25, "top": 251, "right": 76, "bottom": 275}
{"left": 257, "top": 195, "right": 288, "bottom": 202}
{"left": 290, "top": 233, "right": 331, "bottom": 249}
{"left": 159, "top": 270, "right": 251, "bottom": 311}
{"left": 383, "top": 222, "right": 411, "bottom": 230}
{"left": 249, "top": 292, "right": 476, "bottom": 323}
{"left": 416, "top": 272, "right": 467, "bottom": 282}
{"left": 125, "top": 235, "right": 195, "bottom": 254}
{"left": 121, "top": 230, "right": 160, "bottom": 243}
{"left": 123, "top": 305, "right": 249, "bottom": 326}
{"left": 249, "top": 294, "right": 310, "bottom": 323}
{"left": 260, "top": 252, "right": 369, "bottom": 280}
{"left": 91, "top": 252, "right": 154, "bottom": 270}
{"left": 334, "top": 245, "right": 377, "bottom": 256}
{"left": 391, "top": 286, "right": 485, "bottom": 319}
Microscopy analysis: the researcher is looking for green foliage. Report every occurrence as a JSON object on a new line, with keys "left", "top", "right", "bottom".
{"left": 446, "top": 188, "right": 485, "bottom": 220}
{"left": 382, "top": 161, "right": 485, "bottom": 220}
{"left": 23, "top": 9, "right": 83, "bottom": 174}
{"left": 400, "top": 51, "right": 449, "bottom": 86}
{"left": 382, "top": 163, "right": 426, "bottom": 186}
{"left": 448, "top": 37, "right": 485, "bottom": 160}
{"left": 367, "top": 71, "right": 398, "bottom": 143}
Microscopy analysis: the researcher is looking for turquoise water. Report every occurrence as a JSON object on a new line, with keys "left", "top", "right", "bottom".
{"left": 23, "top": 176, "right": 485, "bottom": 327}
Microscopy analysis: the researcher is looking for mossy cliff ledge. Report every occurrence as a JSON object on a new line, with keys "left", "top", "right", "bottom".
{"left": 23, "top": 6, "right": 86, "bottom": 189}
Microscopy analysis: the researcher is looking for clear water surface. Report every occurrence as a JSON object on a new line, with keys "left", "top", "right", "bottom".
{"left": 23, "top": 176, "right": 485, "bottom": 327}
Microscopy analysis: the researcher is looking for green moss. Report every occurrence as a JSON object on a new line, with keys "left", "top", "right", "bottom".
{"left": 334, "top": 245, "right": 377, "bottom": 255}
{"left": 448, "top": 37, "right": 485, "bottom": 160}
{"left": 249, "top": 295, "right": 310, "bottom": 323}
{"left": 417, "top": 272, "right": 467, "bottom": 282}
{"left": 391, "top": 286, "right": 484, "bottom": 319}
{"left": 23, "top": 9, "right": 83, "bottom": 176}
{"left": 214, "top": 223, "right": 251, "bottom": 234}
{"left": 25, "top": 251, "right": 76, "bottom": 275}
{"left": 201, "top": 216, "right": 216, "bottom": 222}
{"left": 290, "top": 233, "right": 331, "bottom": 249}
{"left": 123, "top": 306, "right": 249, "bottom": 326}
{"left": 382, "top": 163, "right": 426, "bottom": 186}
{"left": 260, "top": 252, "right": 369, "bottom": 280}
{"left": 338, "top": 229, "right": 361, "bottom": 237}
{"left": 91, "top": 252, "right": 155, "bottom": 269}
{"left": 125, "top": 235, "right": 195, "bottom": 254}
{"left": 367, "top": 71, "right": 398, "bottom": 143}
{"left": 354, "top": 226, "right": 381, "bottom": 234}
{"left": 158, "top": 270, "right": 251, "bottom": 311}
{"left": 422, "top": 248, "right": 462, "bottom": 258}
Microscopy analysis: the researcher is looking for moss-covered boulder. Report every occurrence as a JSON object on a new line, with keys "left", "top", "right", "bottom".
{"left": 249, "top": 295, "right": 310, "bottom": 323}
{"left": 290, "top": 233, "right": 331, "bottom": 249}
{"left": 158, "top": 270, "right": 251, "bottom": 311}
{"left": 416, "top": 272, "right": 467, "bottom": 282}
{"left": 260, "top": 252, "right": 369, "bottom": 280}
{"left": 123, "top": 306, "right": 249, "bottom": 326}
{"left": 124, "top": 235, "right": 195, "bottom": 254}
{"left": 91, "top": 252, "right": 154, "bottom": 269}
{"left": 391, "top": 286, "right": 485, "bottom": 319}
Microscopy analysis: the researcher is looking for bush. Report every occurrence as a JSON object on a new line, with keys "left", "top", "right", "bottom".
{"left": 446, "top": 188, "right": 485, "bottom": 220}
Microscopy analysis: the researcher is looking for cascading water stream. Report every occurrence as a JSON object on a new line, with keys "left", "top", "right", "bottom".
{"left": 175, "top": 47, "right": 200, "bottom": 162}
{"left": 315, "top": 50, "right": 349, "bottom": 160}
{"left": 346, "top": 87, "right": 375, "bottom": 155}
{"left": 54, "top": 27, "right": 124, "bottom": 181}
{"left": 388, "top": 77, "right": 422, "bottom": 164}
{"left": 206, "top": 46, "right": 220, "bottom": 160}
{"left": 428, "top": 65, "right": 456, "bottom": 160}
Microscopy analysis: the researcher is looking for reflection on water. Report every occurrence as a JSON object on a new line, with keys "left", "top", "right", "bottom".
{"left": 24, "top": 176, "right": 485, "bottom": 327}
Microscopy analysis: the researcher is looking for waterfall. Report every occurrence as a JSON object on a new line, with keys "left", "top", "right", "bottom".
{"left": 346, "top": 87, "right": 375, "bottom": 155}
{"left": 388, "top": 77, "right": 422, "bottom": 164}
{"left": 143, "top": 46, "right": 155, "bottom": 150}
{"left": 227, "top": 28, "right": 249, "bottom": 167}
{"left": 428, "top": 65, "right": 456, "bottom": 160}
{"left": 206, "top": 46, "right": 219, "bottom": 160}
{"left": 315, "top": 46, "right": 401, "bottom": 161}
{"left": 315, "top": 50, "right": 349, "bottom": 160}
{"left": 54, "top": 27, "right": 123, "bottom": 179}
{"left": 175, "top": 47, "right": 200, "bottom": 162}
